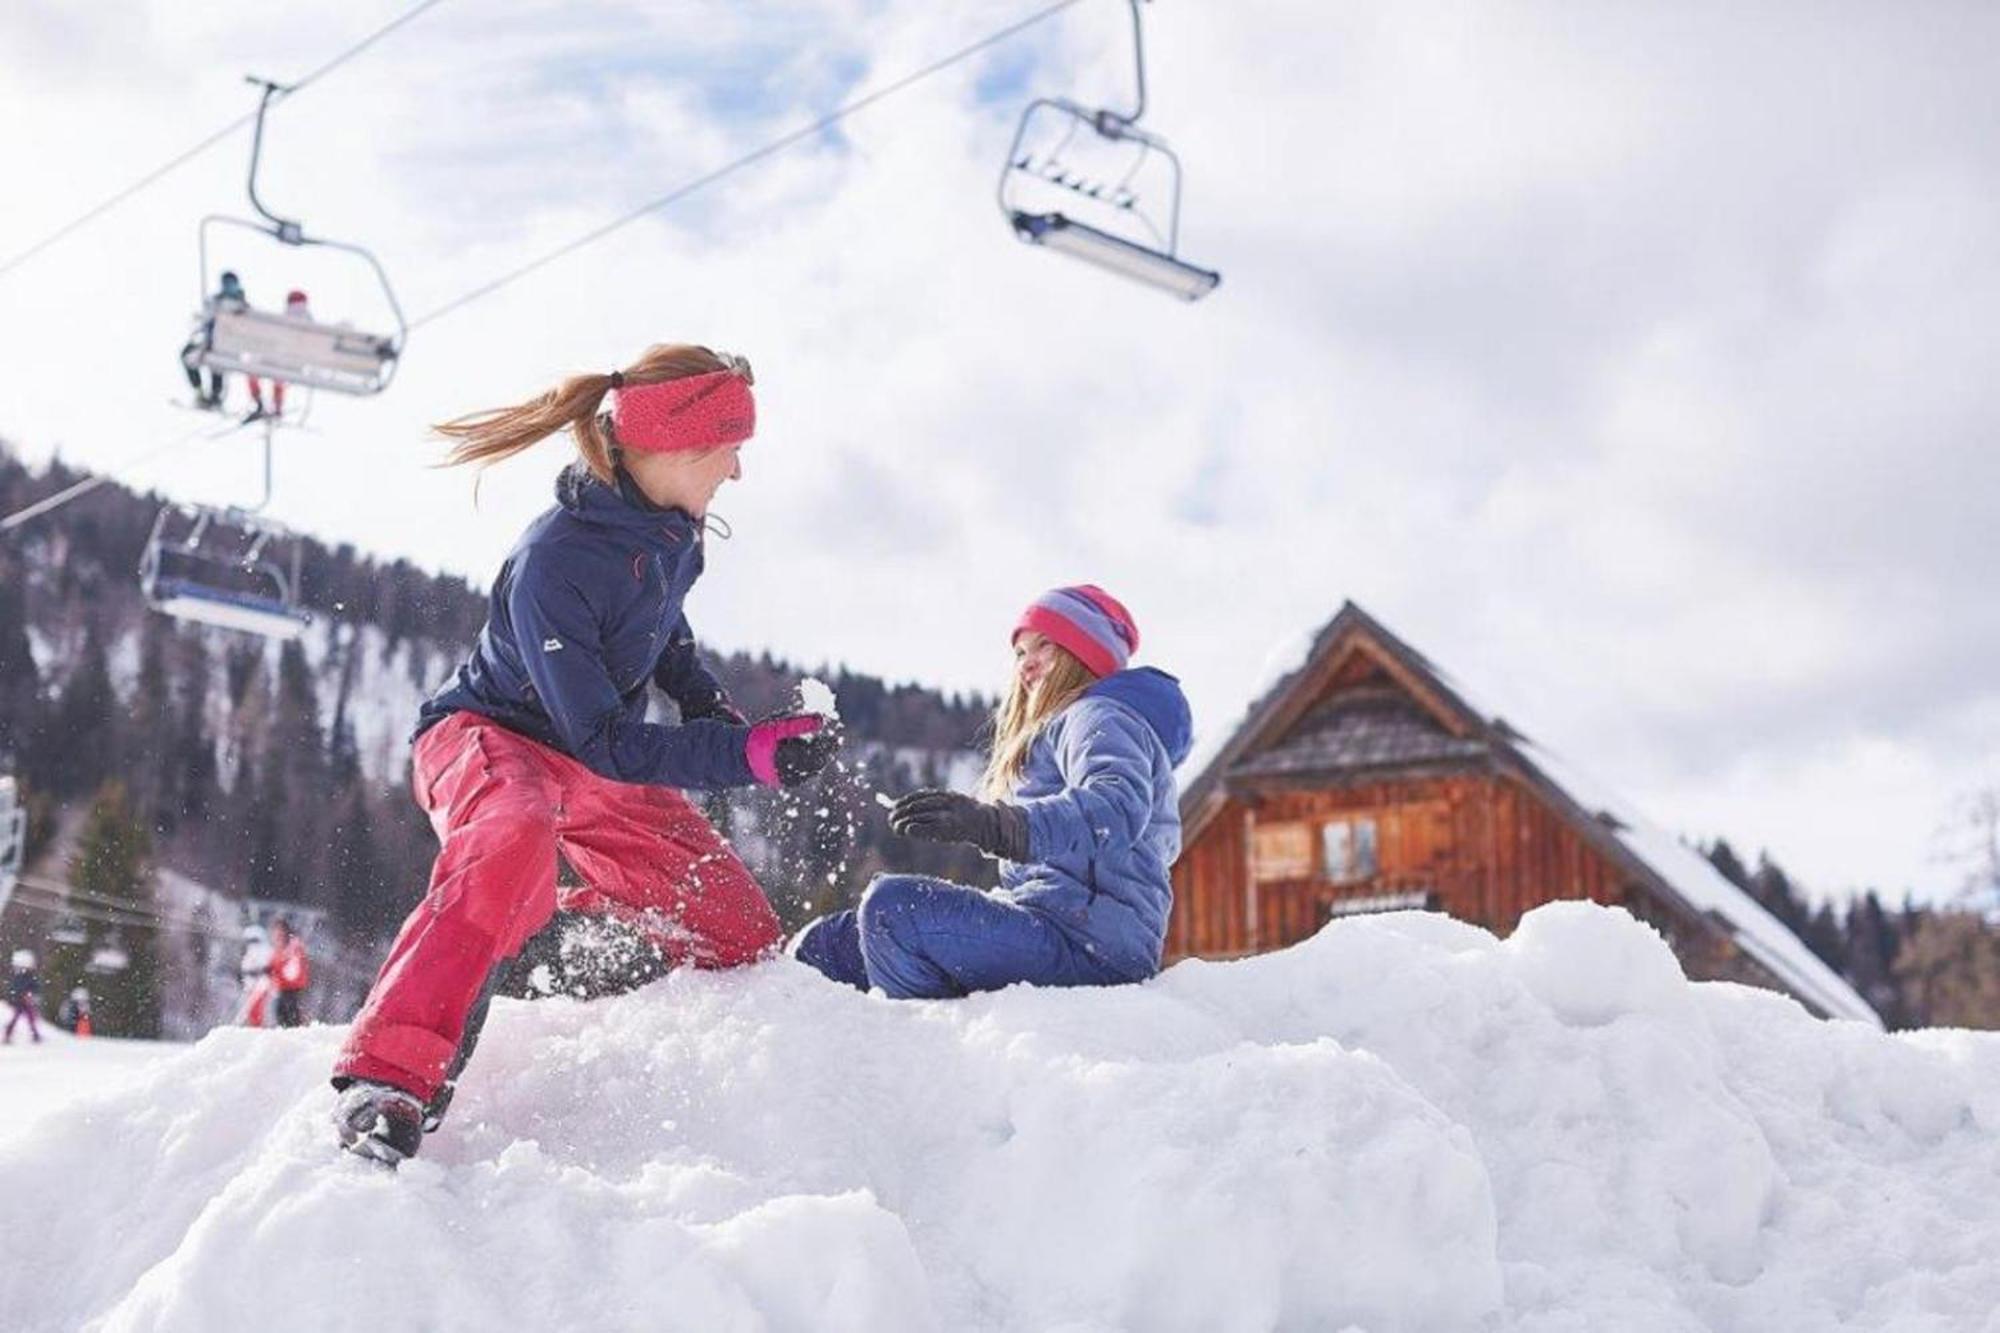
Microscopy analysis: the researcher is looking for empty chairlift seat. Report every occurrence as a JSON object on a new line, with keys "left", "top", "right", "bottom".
{"left": 996, "top": 1, "right": 1220, "bottom": 301}
{"left": 139, "top": 508, "right": 312, "bottom": 641}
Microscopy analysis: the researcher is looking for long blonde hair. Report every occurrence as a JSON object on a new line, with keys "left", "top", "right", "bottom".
{"left": 980, "top": 635, "right": 1098, "bottom": 799}
{"left": 434, "top": 343, "right": 749, "bottom": 484}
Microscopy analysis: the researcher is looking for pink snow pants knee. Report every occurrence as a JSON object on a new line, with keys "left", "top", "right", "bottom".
{"left": 334, "top": 711, "right": 781, "bottom": 1101}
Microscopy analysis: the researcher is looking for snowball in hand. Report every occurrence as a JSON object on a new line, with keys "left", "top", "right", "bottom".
{"left": 797, "top": 677, "right": 837, "bottom": 719}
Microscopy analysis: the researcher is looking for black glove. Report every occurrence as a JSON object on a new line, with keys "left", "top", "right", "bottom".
{"left": 889, "top": 790, "right": 1030, "bottom": 861}
{"left": 681, "top": 691, "right": 747, "bottom": 726}
{"left": 774, "top": 722, "right": 841, "bottom": 786}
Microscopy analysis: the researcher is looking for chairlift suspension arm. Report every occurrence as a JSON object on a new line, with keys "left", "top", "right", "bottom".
{"left": 244, "top": 77, "right": 304, "bottom": 243}
{"left": 246, "top": 414, "right": 276, "bottom": 515}
{"left": 1102, "top": 0, "right": 1149, "bottom": 133}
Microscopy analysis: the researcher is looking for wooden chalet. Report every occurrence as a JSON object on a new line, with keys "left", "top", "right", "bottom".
{"left": 1167, "top": 602, "right": 1878, "bottom": 1025}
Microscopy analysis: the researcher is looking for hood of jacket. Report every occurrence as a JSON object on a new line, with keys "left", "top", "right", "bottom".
{"left": 555, "top": 462, "right": 701, "bottom": 544}
{"left": 1084, "top": 667, "right": 1193, "bottom": 768}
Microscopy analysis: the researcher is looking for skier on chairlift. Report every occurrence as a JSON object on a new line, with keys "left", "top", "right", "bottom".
{"left": 181, "top": 270, "right": 273, "bottom": 418}
{"left": 263, "top": 289, "right": 313, "bottom": 422}
{"left": 181, "top": 270, "right": 247, "bottom": 411}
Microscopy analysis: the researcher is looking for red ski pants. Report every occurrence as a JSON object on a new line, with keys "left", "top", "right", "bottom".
{"left": 334, "top": 711, "right": 781, "bottom": 1101}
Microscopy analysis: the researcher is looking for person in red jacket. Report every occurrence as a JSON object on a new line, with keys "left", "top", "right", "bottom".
{"left": 262, "top": 289, "right": 313, "bottom": 421}
{"left": 268, "top": 918, "right": 310, "bottom": 1028}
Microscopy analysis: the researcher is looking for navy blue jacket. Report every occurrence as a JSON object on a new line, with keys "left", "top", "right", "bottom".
{"left": 996, "top": 667, "right": 1194, "bottom": 980}
{"left": 417, "top": 465, "right": 755, "bottom": 790}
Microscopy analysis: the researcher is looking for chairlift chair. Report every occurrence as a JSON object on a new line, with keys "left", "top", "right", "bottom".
{"left": 997, "top": 0, "right": 1220, "bottom": 300}
{"left": 140, "top": 501, "right": 312, "bottom": 641}
{"left": 187, "top": 78, "right": 406, "bottom": 397}
{"left": 88, "top": 929, "right": 131, "bottom": 976}
{"left": 0, "top": 774, "right": 23, "bottom": 888}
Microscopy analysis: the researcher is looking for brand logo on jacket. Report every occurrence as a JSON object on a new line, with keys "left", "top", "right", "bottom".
{"left": 543, "top": 638, "right": 563, "bottom": 652}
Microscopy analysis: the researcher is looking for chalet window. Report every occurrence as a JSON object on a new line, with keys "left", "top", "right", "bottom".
{"left": 1321, "top": 817, "right": 1378, "bottom": 884}
{"left": 1252, "top": 822, "right": 1314, "bottom": 882}
{"left": 1327, "top": 889, "right": 1433, "bottom": 918}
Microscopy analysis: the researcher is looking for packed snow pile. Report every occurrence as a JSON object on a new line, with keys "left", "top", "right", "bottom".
{"left": 6, "top": 902, "right": 2000, "bottom": 1333}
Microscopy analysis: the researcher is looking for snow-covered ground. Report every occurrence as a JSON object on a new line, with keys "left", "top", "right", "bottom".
{"left": 0, "top": 1028, "right": 182, "bottom": 1144}
{"left": 3, "top": 902, "right": 1999, "bottom": 1332}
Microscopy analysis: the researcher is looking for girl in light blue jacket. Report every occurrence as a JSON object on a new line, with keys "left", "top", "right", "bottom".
{"left": 793, "top": 586, "right": 1192, "bottom": 998}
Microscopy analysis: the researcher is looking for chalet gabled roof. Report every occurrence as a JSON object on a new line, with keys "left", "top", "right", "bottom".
{"left": 1181, "top": 602, "right": 1491, "bottom": 825}
{"left": 1229, "top": 685, "right": 1490, "bottom": 782}
{"left": 1181, "top": 601, "right": 1881, "bottom": 1027}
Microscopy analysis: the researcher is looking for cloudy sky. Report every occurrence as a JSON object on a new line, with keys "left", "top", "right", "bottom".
{"left": 1, "top": 0, "right": 1994, "bottom": 902}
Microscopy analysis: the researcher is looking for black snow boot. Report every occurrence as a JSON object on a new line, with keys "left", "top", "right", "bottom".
{"left": 332, "top": 1080, "right": 426, "bottom": 1167}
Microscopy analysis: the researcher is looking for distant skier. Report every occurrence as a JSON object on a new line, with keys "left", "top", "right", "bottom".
{"left": 5, "top": 948, "right": 43, "bottom": 1044}
{"left": 236, "top": 923, "right": 274, "bottom": 1027}
{"left": 791, "top": 585, "right": 1192, "bottom": 999}
{"left": 330, "top": 343, "right": 837, "bottom": 1166}
{"left": 268, "top": 917, "right": 310, "bottom": 1027}
{"left": 57, "top": 985, "right": 91, "bottom": 1036}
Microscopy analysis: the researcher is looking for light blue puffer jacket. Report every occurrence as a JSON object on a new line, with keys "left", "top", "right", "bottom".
{"left": 997, "top": 667, "right": 1194, "bottom": 980}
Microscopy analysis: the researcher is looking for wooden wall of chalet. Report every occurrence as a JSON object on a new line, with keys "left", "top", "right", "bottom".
{"left": 1166, "top": 770, "right": 1628, "bottom": 960}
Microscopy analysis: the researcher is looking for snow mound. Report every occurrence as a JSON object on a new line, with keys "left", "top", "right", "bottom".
{"left": 6, "top": 903, "right": 2000, "bottom": 1332}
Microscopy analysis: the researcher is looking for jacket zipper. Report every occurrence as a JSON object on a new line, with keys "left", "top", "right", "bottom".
{"left": 628, "top": 554, "right": 668, "bottom": 693}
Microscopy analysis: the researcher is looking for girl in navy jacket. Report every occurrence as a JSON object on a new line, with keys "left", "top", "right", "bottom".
{"left": 792, "top": 585, "right": 1192, "bottom": 998}
{"left": 333, "top": 344, "right": 836, "bottom": 1165}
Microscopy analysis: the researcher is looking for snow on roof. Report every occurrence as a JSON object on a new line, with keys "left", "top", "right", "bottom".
{"left": 1515, "top": 739, "right": 1882, "bottom": 1027}
{"left": 1423, "top": 649, "right": 1878, "bottom": 1026}
{"left": 1177, "top": 621, "right": 1321, "bottom": 780}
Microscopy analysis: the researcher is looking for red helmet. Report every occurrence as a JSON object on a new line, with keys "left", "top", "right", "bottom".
{"left": 286, "top": 289, "right": 309, "bottom": 305}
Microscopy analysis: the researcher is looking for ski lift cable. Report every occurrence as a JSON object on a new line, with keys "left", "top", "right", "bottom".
{"left": 7, "top": 879, "right": 245, "bottom": 945}
{"left": 14, "top": 872, "right": 233, "bottom": 929}
{"left": 11, "top": 883, "right": 379, "bottom": 986}
{"left": 15, "top": 871, "right": 209, "bottom": 921}
{"left": 407, "top": 0, "right": 1088, "bottom": 332}
{"left": 19, "top": 871, "right": 334, "bottom": 945}
{"left": 12, "top": 877, "right": 376, "bottom": 984}
{"left": 0, "top": 419, "right": 237, "bottom": 534}
{"left": 0, "top": 0, "right": 453, "bottom": 283}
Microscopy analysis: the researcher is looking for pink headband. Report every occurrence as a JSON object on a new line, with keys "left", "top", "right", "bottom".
{"left": 611, "top": 370, "right": 756, "bottom": 454}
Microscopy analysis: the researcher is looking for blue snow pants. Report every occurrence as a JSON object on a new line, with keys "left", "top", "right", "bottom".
{"left": 790, "top": 874, "right": 1128, "bottom": 999}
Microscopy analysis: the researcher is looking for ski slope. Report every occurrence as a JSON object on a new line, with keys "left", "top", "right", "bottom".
{"left": 0, "top": 1029, "right": 182, "bottom": 1144}
{"left": 3, "top": 902, "right": 1998, "bottom": 1332}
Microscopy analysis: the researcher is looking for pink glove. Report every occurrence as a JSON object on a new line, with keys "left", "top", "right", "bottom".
{"left": 745, "top": 713, "right": 827, "bottom": 787}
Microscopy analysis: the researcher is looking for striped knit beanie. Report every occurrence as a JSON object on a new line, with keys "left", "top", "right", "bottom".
{"left": 1013, "top": 585, "right": 1139, "bottom": 678}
